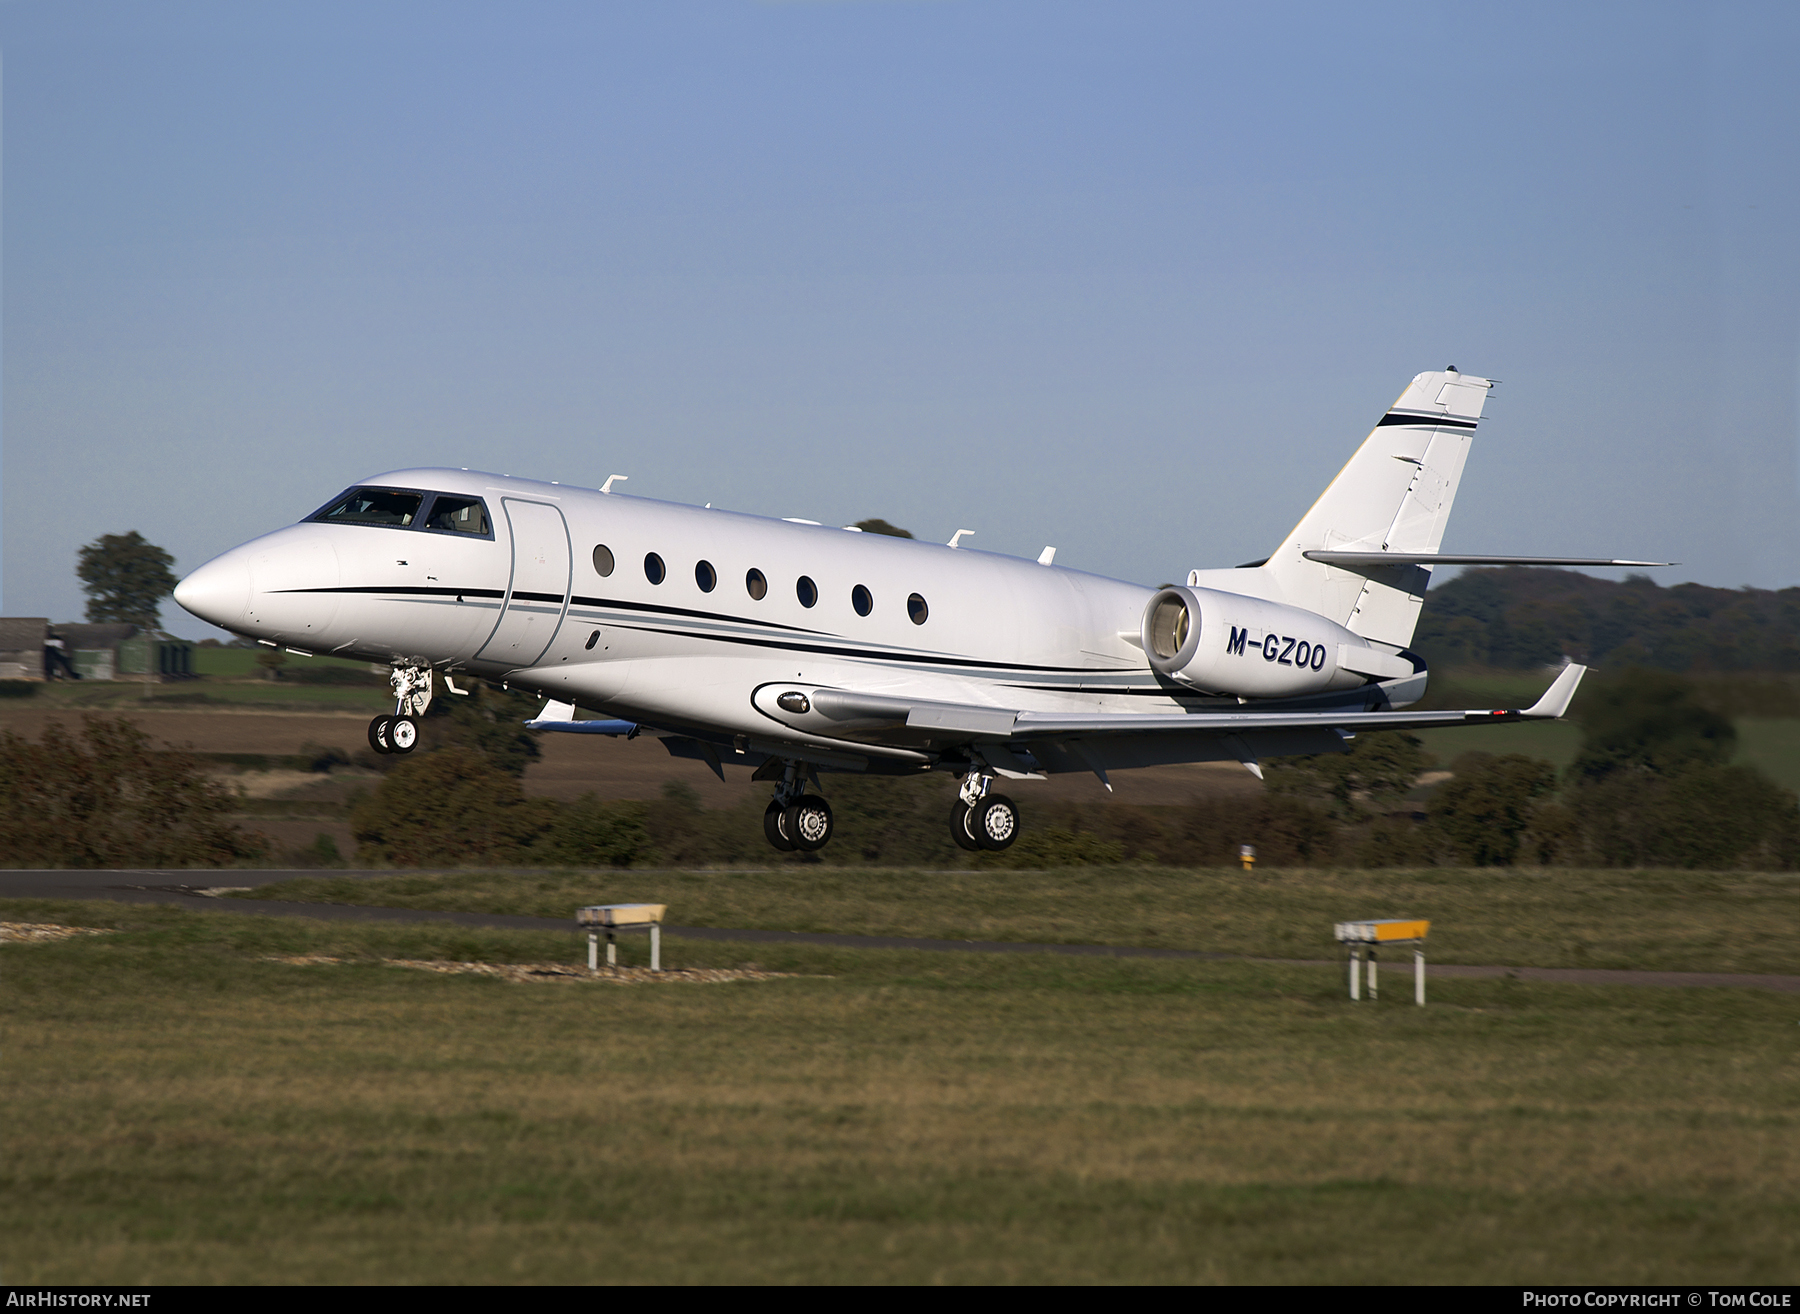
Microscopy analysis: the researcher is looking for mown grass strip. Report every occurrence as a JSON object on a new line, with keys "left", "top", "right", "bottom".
{"left": 2, "top": 901, "right": 1796, "bottom": 1283}
{"left": 245, "top": 865, "right": 1800, "bottom": 976}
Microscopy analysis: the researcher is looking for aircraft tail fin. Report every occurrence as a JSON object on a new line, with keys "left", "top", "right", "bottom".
{"left": 1260, "top": 368, "right": 1492, "bottom": 648}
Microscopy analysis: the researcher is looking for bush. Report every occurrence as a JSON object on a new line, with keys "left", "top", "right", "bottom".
{"left": 1567, "top": 764, "right": 1800, "bottom": 869}
{"left": 286, "top": 832, "right": 346, "bottom": 868}
{"left": 1570, "top": 667, "right": 1736, "bottom": 782}
{"left": 1429, "top": 752, "right": 1558, "bottom": 866}
{"left": 351, "top": 747, "right": 560, "bottom": 866}
{"left": 1265, "top": 730, "right": 1434, "bottom": 820}
{"left": 418, "top": 683, "right": 543, "bottom": 776}
{"left": 977, "top": 827, "right": 1126, "bottom": 870}
{"left": 0, "top": 716, "right": 267, "bottom": 867}
{"left": 532, "top": 794, "right": 654, "bottom": 867}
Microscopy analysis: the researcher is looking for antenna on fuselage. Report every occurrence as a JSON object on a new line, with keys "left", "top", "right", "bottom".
{"left": 601, "top": 474, "right": 629, "bottom": 494}
{"left": 946, "top": 529, "right": 975, "bottom": 549}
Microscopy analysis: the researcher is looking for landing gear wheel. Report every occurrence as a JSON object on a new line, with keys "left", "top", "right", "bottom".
{"left": 389, "top": 715, "right": 419, "bottom": 753}
{"left": 784, "top": 794, "right": 834, "bottom": 852}
{"left": 950, "top": 802, "right": 982, "bottom": 852}
{"left": 368, "top": 715, "right": 394, "bottom": 754}
{"left": 970, "top": 794, "right": 1020, "bottom": 851}
{"left": 763, "top": 799, "right": 797, "bottom": 852}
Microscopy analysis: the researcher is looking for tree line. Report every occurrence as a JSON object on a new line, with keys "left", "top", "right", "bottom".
{"left": 1413, "top": 567, "right": 1800, "bottom": 673}
{"left": 339, "top": 667, "right": 1799, "bottom": 871}
{"left": 3, "top": 667, "right": 1794, "bottom": 870}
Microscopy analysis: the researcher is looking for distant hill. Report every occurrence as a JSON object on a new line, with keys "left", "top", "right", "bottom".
{"left": 1414, "top": 568, "right": 1800, "bottom": 673}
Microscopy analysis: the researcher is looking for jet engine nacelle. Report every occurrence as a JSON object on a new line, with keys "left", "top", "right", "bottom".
{"left": 1139, "top": 585, "right": 1414, "bottom": 698}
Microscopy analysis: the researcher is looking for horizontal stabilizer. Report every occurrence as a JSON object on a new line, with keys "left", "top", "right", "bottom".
{"left": 1304, "top": 551, "right": 1671, "bottom": 568}
{"left": 1336, "top": 645, "right": 1415, "bottom": 681}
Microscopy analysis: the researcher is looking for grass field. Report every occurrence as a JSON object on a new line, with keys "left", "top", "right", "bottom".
{"left": 1413, "top": 720, "right": 1585, "bottom": 771}
{"left": 1, "top": 895, "right": 1795, "bottom": 1284}
{"left": 1734, "top": 718, "right": 1800, "bottom": 794}
{"left": 249, "top": 864, "right": 1800, "bottom": 975}
{"left": 22, "top": 679, "right": 391, "bottom": 713}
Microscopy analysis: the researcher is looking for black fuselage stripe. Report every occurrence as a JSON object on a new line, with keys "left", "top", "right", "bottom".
{"left": 278, "top": 585, "right": 507, "bottom": 599}
{"left": 606, "top": 620, "right": 1096, "bottom": 674}
{"left": 268, "top": 585, "right": 1053, "bottom": 670}
{"left": 274, "top": 585, "right": 831, "bottom": 636}
{"left": 567, "top": 594, "right": 831, "bottom": 635}
{"left": 1377, "top": 412, "right": 1477, "bottom": 429}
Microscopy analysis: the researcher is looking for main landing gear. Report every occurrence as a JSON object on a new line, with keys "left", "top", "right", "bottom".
{"left": 751, "top": 762, "right": 1022, "bottom": 855}
{"left": 367, "top": 664, "right": 434, "bottom": 756}
{"left": 951, "top": 772, "right": 1019, "bottom": 852}
{"left": 761, "top": 760, "right": 834, "bottom": 853}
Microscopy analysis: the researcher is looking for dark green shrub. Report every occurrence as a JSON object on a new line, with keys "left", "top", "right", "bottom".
{"left": 1429, "top": 752, "right": 1558, "bottom": 866}
{"left": 0, "top": 716, "right": 266, "bottom": 867}
{"left": 351, "top": 747, "right": 559, "bottom": 866}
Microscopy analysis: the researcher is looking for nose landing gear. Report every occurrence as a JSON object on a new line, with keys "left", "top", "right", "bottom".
{"left": 367, "top": 664, "right": 434, "bottom": 756}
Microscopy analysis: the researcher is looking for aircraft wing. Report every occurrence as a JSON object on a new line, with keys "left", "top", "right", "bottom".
{"left": 526, "top": 666, "right": 1586, "bottom": 781}
{"left": 1009, "top": 661, "right": 1584, "bottom": 736}
{"left": 796, "top": 662, "right": 1585, "bottom": 740}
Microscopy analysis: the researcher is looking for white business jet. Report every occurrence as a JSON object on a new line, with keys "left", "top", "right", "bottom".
{"left": 175, "top": 369, "right": 1663, "bottom": 854}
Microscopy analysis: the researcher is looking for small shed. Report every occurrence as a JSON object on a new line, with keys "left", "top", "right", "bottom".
{"left": 0, "top": 618, "right": 49, "bottom": 680}
{"left": 54, "top": 622, "right": 139, "bottom": 680}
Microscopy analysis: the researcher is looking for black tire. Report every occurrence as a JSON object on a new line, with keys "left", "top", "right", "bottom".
{"left": 389, "top": 715, "right": 419, "bottom": 753}
{"left": 368, "top": 715, "right": 394, "bottom": 754}
{"left": 763, "top": 799, "right": 797, "bottom": 852}
{"left": 784, "top": 795, "right": 834, "bottom": 852}
{"left": 970, "top": 794, "right": 1020, "bottom": 851}
{"left": 950, "top": 801, "right": 982, "bottom": 852}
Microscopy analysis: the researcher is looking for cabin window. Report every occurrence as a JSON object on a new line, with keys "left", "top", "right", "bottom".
{"left": 852, "top": 585, "right": 873, "bottom": 617}
{"left": 644, "top": 553, "right": 666, "bottom": 585}
{"left": 908, "top": 593, "right": 929, "bottom": 625}
{"left": 311, "top": 488, "right": 423, "bottom": 528}
{"left": 695, "top": 560, "right": 717, "bottom": 592}
{"left": 746, "top": 568, "right": 768, "bottom": 601}
{"left": 796, "top": 576, "right": 818, "bottom": 608}
{"left": 423, "top": 495, "right": 490, "bottom": 535}
{"left": 593, "top": 545, "right": 615, "bottom": 577}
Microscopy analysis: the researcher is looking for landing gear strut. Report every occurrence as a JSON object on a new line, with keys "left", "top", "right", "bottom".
{"left": 951, "top": 772, "right": 1019, "bottom": 851}
{"left": 367, "top": 664, "right": 434, "bottom": 756}
{"left": 762, "top": 760, "right": 833, "bottom": 852}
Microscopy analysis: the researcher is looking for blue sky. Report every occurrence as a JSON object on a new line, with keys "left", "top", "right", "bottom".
{"left": 2, "top": 1, "right": 1796, "bottom": 638}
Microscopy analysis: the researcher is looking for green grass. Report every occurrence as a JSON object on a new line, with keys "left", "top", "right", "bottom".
{"left": 30, "top": 680, "right": 390, "bottom": 712}
{"left": 1733, "top": 718, "right": 1800, "bottom": 794}
{"left": 1414, "top": 720, "right": 1586, "bottom": 770}
{"left": 247, "top": 865, "right": 1800, "bottom": 976}
{"left": 192, "top": 649, "right": 381, "bottom": 679}
{"left": 2, "top": 900, "right": 1796, "bottom": 1283}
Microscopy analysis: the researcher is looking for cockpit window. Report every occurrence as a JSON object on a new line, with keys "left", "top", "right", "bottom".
{"left": 312, "top": 488, "right": 423, "bottom": 528}
{"left": 424, "top": 496, "right": 490, "bottom": 535}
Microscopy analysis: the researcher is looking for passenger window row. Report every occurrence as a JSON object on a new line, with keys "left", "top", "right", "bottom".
{"left": 592, "top": 544, "right": 927, "bottom": 624}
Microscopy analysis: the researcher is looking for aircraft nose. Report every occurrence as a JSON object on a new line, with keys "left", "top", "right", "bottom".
{"left": 174, "top": 551, "right": 252, "bottom": 630}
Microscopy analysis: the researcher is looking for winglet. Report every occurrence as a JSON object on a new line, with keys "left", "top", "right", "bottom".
{"left": 1522, "top": 664, "right": 1586, "bottom": 719}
